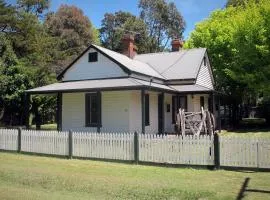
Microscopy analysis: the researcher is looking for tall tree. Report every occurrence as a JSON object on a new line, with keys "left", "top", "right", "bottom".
{"left": 0, "top": 0, "right": 17, "bottom": 33}
{"left": 100, "top": 11, "right": 149, "bottom": 53}
{"left": 17, "top": 0, "right": 50, "bottom": 17}
{"left": 226, "top": 0, "right": 261, "bottom": 7}
{"left": 139, "top": 0, "right": 185, "bottom": 52}
{"left": 185, "top": 0, "right": 270, "bottom": 123}
{"left": 0, "top": 0, "right": 56, "bottom": 126}
{"left": 45, "top": 5, "right": 100, "bottom": 73}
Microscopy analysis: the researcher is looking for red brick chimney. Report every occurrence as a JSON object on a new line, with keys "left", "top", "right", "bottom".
{"left": 122, "top": 34, "right": 137, "bottom": 58}
{"left": 171, "top": 39, "right": 183, "bottom": 52}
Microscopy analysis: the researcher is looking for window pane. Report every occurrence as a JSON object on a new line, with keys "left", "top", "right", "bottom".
{"left": 90, "top": 95, "right": 98, "bottom": 124}
{"left": 88, "top": 52, "right": 98, "bottom": 62}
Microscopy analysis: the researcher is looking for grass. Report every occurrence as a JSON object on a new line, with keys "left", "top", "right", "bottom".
{"left": 30, "top": 123, "right": 57, "bottom": 130}
{"left": 0, "top": 153, "right": 270, "bottom": 200}
{"left": 220, "top": 130, "right": 270, "bottom": 138}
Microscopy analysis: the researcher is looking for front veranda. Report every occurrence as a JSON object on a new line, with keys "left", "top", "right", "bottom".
{"left": 25, "top": 88, "right": 220, "bottom": 134}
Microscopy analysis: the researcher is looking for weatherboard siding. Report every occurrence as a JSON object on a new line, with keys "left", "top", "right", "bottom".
{"left": 62, "top": 91, "right": 130, "bottom": 132}
{"left": 129, "top": 90, "right": 141, "bottom": 133}
{"left": 196, "top": 62, "right": 213, "bottom": 89}
{"left": 100, "top": 91, "right": 130, "bottom": 132}
{"left": 62, "top": 48, "right": 127, "bottom": 81}
{"left": 145, "top": 92, "right": 159, "bottom": 134}
{"left": 187, "top": 94, "right": 209, "bottom": 112}
{"left": 62, "top": 93, "right": 97, "bottom": 132}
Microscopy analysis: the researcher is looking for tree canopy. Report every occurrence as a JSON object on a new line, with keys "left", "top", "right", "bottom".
{"left": 0, "top": 1, "right": 99, "bottom": 126}
{"left": 185, "top": 0, "right": 270, "bottom": 121}
{"left": 100, "top": 11, "right": 148, "bottom": 53}
{"left": 100, "top": 0, "right": 185, "bottom": 53}
{"left": 45, "top": 5, "right": 100, "bottom": 73}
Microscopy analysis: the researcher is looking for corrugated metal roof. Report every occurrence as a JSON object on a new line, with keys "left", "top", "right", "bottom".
{"left": 92, "top": 45, "right": 165, "bottom": 80}
{"left": 27, "top": 77, "right": 214, "bottom": 94}
{"left": 26, "top": 78, "right": 175, "bottom": 94}
{"left": 171, "top": 84, "right": 214, "bottom": 92}
{"left": 134, "top": 48, "right": 206, "bottom": 80}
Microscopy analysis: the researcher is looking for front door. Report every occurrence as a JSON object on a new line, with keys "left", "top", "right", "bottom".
{"left": 172, "top": 95, "right": 187, "bottom": 123}
{"left": 158, "top": 94, "right": 164, "bottom": 134}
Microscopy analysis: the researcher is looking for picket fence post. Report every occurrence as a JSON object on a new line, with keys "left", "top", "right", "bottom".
{"left": 134, "top": 132, "right": 139, "bottom": 164}
{"left": 69, "top": 130, "right": 73, "bottom": 159}
{"left": 214, "top": 134, "right": 220, "bottom": 169}
{"left": 17, "top": 128, "right": 22, "bottom": 153}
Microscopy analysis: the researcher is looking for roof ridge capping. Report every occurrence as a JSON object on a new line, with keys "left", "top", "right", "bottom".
{"left": 134, "top": 47, "right": 206, "bottom": 57}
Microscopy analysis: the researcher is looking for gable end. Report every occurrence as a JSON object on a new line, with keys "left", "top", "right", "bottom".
{"left": 57, "top": 45, "right": 131, "bottom": 81}
{"left": 195, "top": 52, "right": 214, "bottom": 89}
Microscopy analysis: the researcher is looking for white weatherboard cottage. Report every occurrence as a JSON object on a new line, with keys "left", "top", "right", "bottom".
{"left": 26, "top": 36, "right": 217, "bottom": 134}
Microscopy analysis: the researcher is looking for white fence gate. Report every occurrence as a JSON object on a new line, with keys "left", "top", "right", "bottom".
{"left": 139, "top": 134, "right": 214, "bottom": 165}
{"left": 220, "top": 137, "right": 270, "bottom": 168}
{"left": 73, "top": 132, "right": 134, "bottom": 160}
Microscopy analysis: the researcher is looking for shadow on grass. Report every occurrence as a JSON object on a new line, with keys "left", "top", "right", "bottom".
{"left": 236, "top": 177, "right": 270, "bottom": 200}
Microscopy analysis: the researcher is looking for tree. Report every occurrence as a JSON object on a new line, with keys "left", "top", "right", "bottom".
{"left": 226, "top": 0, "right": 261, "bottom": 7}
{"left": 185, "top": 0, "right": 270, "bottom": 124}
{"left": 139, "top": 0, "right": 185, "bottom": 52}
{"left": 0, "top": 1, "right": 56, "bottom": 127}
{"left": 45, "top": 5, "right": 100, "bottom": 74}
{"left": 0, "top": 0, "right": 17, "bottom": 33}
{"left": 17, "top": 0, "right": 50, "bottom": 17}
{"left": 100, "top": 11, "right": 149, "bottom": 53}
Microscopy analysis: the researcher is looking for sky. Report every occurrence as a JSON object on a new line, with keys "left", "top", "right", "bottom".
{"left": 7, "top": 0, "right": 227, "bottom": 39}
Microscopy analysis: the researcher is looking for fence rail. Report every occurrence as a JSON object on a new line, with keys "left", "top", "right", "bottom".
{"left": 0, "top": 128, "right": 270, "bottom": 169}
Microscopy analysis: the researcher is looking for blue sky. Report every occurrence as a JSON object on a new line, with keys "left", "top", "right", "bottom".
{"left": 7, "top": 0, "right": 227, "bottom": 39}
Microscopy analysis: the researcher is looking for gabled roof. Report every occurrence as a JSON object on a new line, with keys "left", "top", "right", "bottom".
{"left": 133, "top": 48, "right": 206, "bottom": 80}
{"left": 57, "top": 44, "right": 164, "bottom": 80}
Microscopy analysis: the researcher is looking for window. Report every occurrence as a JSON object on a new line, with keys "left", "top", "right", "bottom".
{"left": 200, "top": 96, "right": 205, "bottom": 109}
{"left": 88, "top": 52, "right": 98, "bottom": 62}
{"left": 145, "top": 94, "right": 150, "bottom": 126}
{"left": 85, "top": 93, "right": 101, "bottom": 127}
{"left": 203, "top": 57, "right": 207, "bottom": 66}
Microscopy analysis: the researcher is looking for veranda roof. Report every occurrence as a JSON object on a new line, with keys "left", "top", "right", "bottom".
{"left": 27, "top": 77, "right": 214, "bottom": 94}
{"left": 171, "top": 84, "right": 213, "bottom": 93}
{"left": 26, "top": 78, "right": 175, "bottom": 94}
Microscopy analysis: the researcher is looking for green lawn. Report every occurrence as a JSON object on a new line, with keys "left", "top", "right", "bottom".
{"left": 30, "top": 123, "right": 57, "bottom": 130}
{"left": 0, "top": 153, "right": 270, "bottom": 200}
{"left": 220, "top": 130, "right": 270, "bottom": 138}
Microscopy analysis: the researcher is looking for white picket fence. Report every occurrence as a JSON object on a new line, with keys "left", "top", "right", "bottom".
{"left": 21, "top": 130, "right": 69, "bottom": 156}
{"left": 0, "top": 129, "right": 18, "bottom": 151}
{"left": 139, "top": 134, "right": 214, "bottom": 165}
{"left": 1, "top": 128, "right": 270, "bottom": 169}
{"left": 73, "top": 132, "right": 134, "bottom": 160}
{"left": 220, "top": 137, "right": 270, "bottom": 168}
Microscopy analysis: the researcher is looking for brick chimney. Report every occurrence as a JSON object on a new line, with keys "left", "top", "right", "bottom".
{"left": 122, "top": 34, "right": 137, "bottom": 58}
{"left": 171, "top": 39, "right": 183, "bottom": 52}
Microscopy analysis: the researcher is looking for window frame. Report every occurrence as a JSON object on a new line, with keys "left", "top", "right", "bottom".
{"left": 88, "top": 52, "right": 98, "bottom": 62}
{"left": 85, "top": 92, "right": 101, "bottom": 127}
